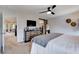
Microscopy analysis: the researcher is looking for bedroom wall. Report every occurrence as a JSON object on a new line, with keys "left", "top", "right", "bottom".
{"left": 48, "top": 11, "right": 79, "bottom": 35}
{"left": 2, "top": 8, "right": 41, "bottom": 42}
{"left": 17, "top": 14, "right": 41, "bottom": 42}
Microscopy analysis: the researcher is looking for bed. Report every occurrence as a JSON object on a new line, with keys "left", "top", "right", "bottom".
{"left": 31, "top": 33, "right": 79, "bottom": 54}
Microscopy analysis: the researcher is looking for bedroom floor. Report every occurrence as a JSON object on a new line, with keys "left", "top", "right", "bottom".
{"left": 4, "top": 32, "right": 32, "bottom": 54}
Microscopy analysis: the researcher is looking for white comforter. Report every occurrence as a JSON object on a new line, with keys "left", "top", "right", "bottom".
{"left": 31, "top": 35, "right": 79, "bottom": 54}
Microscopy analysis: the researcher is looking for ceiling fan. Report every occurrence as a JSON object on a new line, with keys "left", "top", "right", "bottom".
{"left": 40, "top": 5, "right": 56, "bottom": 15}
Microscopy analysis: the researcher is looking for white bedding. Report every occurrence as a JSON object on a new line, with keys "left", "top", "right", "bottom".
{"left": 31, "top": 34, "right": 79, "bottom": 54}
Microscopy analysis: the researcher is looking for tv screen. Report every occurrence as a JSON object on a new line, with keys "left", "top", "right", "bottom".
{"left": 27, "top": 20, "right": 36, "bottom": 26}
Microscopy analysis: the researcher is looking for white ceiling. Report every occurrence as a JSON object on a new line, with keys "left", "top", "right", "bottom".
{"left": 0, "top": 5, "right": 79, "bottom": 19}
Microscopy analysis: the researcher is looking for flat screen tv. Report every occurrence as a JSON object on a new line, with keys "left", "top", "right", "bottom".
{"left": 27, "top": 20, "right": 36, "bottom": 27}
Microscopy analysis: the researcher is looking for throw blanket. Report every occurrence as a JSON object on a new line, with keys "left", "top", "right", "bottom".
{"left": 32, "top": 33, "right": 63, "bottom": 47}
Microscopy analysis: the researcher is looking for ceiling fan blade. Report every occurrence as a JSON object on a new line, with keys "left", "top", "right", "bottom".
{"left": 40, "top": 10, "right": 48, "bottom": 13}
{"left": 48, "top": 7, "right": 51, "bottom": 11}
{"left": 51, "top": 12, "right": 55, "bottom": 15}
{"left": 52, "top": 5, "right": 56, "bottom": 9}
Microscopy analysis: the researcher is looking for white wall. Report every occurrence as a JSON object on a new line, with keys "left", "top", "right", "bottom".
{"left": 17, "top": 14, "right": 41, "bottom": 42}
{"left": 48, "top": 11, "right": 79, "bottom": 36}
{"left": 2, "top": 8, "right": 41, "bottom": 42}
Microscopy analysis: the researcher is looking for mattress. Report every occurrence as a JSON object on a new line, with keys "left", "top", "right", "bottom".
{"left": 31, "top": 34, "right": 79, "bottom": 54}
{"left": 32, "top": 33, "right": 62, "bottom": 47}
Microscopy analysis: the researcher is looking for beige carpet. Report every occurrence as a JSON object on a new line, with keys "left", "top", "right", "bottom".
{"left": 4, "top": 32, "right": 32, "bottom": 54}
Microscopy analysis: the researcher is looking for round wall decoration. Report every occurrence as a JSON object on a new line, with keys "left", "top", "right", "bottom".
{"left": 71, "top": 22, "right": 77, "bottom": 27}
{"left": 66, "top": 18, "right": 71, "bottom": 23}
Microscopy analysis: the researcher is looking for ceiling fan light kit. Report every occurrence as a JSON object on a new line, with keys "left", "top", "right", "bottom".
{"left": 47, "top": 11, "right": 51, "bottom": 14}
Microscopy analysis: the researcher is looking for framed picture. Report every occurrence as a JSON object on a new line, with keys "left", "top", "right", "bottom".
{"left": 66, "top": 18, "right": 71, "bottom": 23}
{"left": 71, "top": 22, "right": 76, "bottom": 27}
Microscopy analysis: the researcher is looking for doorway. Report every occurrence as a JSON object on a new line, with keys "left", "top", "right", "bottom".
{"left": 4, "top": 17, "right": 17, "bottom": 53}
{"left": 5, "top": 17, "right": 17, "bottom": 36}
{"left": 39, "top": 18, "right": 49, "bottom": 34}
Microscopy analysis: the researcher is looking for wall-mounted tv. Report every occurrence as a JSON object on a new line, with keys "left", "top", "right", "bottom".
{"left": 27, "top": 20, "right": 36, "bottom": 27}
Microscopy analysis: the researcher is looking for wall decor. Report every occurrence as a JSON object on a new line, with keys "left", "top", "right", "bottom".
{"left": 66, "top": 18, "right": 71, "bottom": 23}
{"left": 71, "top": 22, "right": 77, "bottom": 27}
